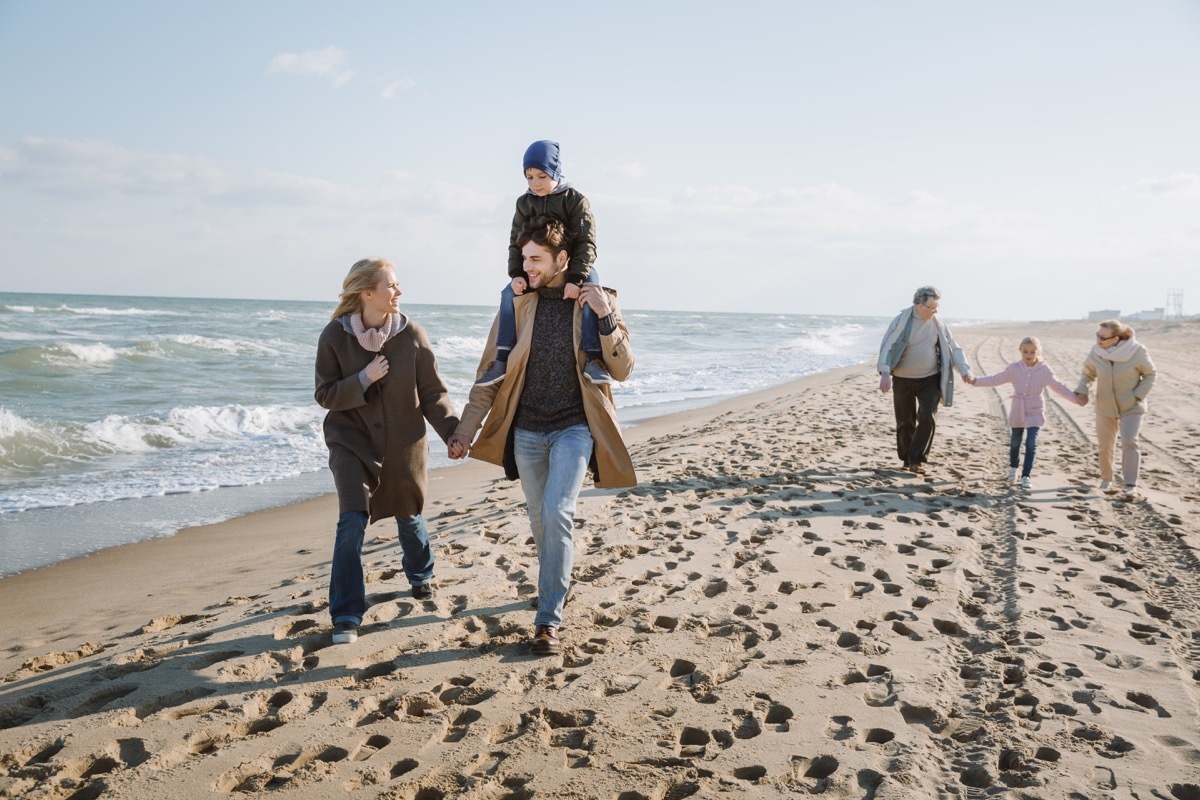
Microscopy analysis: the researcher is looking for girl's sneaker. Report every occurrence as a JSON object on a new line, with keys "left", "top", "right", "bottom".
{"left": 1007, "top": 468, "right": 1018, "bottom": 483}
{"left": 1099, "top": 480, "right": 1117, "bottom": 493}
{"left": 332, "top": 621, "right": 358, "bottom": 644}
{"left": 1020, "top": 476, "right": 1031, "bottom": 490}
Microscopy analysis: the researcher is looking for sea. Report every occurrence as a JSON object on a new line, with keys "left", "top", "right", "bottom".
{"left": 0, "top": 292, "right": 888, "bottom": 577}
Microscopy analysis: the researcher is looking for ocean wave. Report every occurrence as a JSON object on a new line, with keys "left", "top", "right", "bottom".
{"left": 0, "top": 303, "right": 178, "bottom": 317}
{"left": 0, "top": 403, "right": 324, "bottom": 474}
{"left": 155, "top": 334, "right": 285, "bottom": 357}
{"left": 0, "top": 341, "right": 123, "bottom": 369}
{"left": 431, "top": 335, "right": 490, "bottom": 360}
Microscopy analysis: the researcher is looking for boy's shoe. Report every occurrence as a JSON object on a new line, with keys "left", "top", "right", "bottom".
{"left": 530, "top": 625, "right": 561, "bottom": 656}
{"left": 1099, "top": 481, "right": 1117, "bottom": 493}
{"left": 583, "top": 359, "right": 613, "bottom": 386}
{"left": 332, "top": 621, "right": 358, "bottom": 644}
{"left": 475, "top": 361, "right": 507, "bottom": 387}
{"left": 1007, "top": 468, "right": 1018, "bottom": 483}
{"left": 1123, "top": 486, "right": 1142, "bottom": 502}
{"left": 412, "top": 583, "right": 436, "bottom": 601}
{"left": 1020, "top": 476, "right": 1031, "bottom": 490}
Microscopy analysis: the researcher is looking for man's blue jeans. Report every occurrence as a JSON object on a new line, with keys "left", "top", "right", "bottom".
{"left": 497, "top": 268, "right": 602, "bottom": 357}
{"left": 329, "top": 511, "right": 435, "bottom": 626}
{"left": 1009, "top": 426, "right": 1040, "bottom": 478}
{"left": 513, "top": 424, "right": 593, "bottom": 629}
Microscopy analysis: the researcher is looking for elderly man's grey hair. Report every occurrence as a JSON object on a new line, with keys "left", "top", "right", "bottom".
{"left": 913, "top": 286, "right": 942, "bottom": 306}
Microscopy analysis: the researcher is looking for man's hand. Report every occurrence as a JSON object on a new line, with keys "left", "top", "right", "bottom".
{"left": 363, "top": 354, "right": 389, "bottom": 383}
{"left": 961, "top": 372, "right": 974, "bottom": 384}
{"left": 879, "top": 373, "right": 892, "bottom": 394}
{"left": 578, "top": 283, "right": 612, "bottom": 317}
{"left": 562, "top": 283, "right": 581, "bottom": 300}
{"left": 447, "top": 434, "right": 471, "bottom": 460}
{"left": 511, "top": 276, "right": 528, "bottom": 296}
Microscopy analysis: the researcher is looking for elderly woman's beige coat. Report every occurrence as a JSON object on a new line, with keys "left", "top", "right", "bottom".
{"left": 315, "top": 314, "right": 459, "bottom": 522}
{"left": 455, "top": 289, "right": 636, "bottom": 488}
{"left": 1075, "top": 341, "right": 1156, "bottom": 418}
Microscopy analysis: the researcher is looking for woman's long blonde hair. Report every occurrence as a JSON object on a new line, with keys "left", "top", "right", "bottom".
{"left": 331, "top": 258, "right": 394, "bottom": 320}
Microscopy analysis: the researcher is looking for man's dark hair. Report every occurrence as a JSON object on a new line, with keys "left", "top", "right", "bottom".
{"left": 516, "top": 215, "right": 570, "bottom": 258}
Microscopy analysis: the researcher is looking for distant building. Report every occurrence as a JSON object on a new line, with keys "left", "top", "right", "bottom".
{"left": 1087, "top": 309, "right": 1120, "bottom": 321}
{"left": 1127, "top": 308, "right": 1165, "bottom": 322}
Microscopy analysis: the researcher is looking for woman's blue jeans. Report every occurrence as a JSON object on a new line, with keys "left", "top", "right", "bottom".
{"left": 329, "top": 511, "right": 434, "bottom": 626}
{"left": 497, "top": 268, "right": 602, "bottom": 358}
{"left": 1009, "top": 426, "right": 1040, "bottom": 478}
{"left": 513, "top": 424, "right": 593, "bottom": 629}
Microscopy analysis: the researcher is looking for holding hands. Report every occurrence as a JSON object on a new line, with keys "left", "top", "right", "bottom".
{"left": 1074, "top": 392, "right": 1088, "bottom": 407}
{"left": 447, "top": 433, "right": 471, "bottom": 460}
{"left": 962, "top": 372, "right": 976, "bottom": 385}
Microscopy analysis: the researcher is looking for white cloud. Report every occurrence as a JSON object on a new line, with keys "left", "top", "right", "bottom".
{"left": 609, "top": 162, "right": 647, "bottom": 179}
{"left": 2, "top": 135, "right": 1193, "bottom": 319}
{"left": 380, "top": 77, "right": 417, "bottom": 99}
{"left": 1132, "top": 172, "right": 1200, "bottom": 198}
{"left": 267, "top": 46, "right": 354, "bottom": 88}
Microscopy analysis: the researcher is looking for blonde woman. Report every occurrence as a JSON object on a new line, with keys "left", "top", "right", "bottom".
{"left": 1075, "top": 319, "right": 1157, "bottom": 502}
{"left": 315, "top": 258, "right": 459, "bottom": 644}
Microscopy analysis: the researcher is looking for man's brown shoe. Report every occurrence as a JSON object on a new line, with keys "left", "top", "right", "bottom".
{"left": 531, "top": 625, "right": 561, "bottom": 656}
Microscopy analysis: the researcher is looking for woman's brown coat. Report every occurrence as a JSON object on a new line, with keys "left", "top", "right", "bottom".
{"left": 315, "top": 314, "right": 458, "bottom": 522}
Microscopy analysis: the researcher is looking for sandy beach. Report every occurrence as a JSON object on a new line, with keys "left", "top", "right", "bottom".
{"left": 1, "top": 319, "right": 1198, "bottom": 799}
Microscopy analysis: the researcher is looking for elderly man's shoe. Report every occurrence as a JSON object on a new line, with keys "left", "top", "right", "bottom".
{"left": 530, "top": 625, "right": 561, "bottom": 655}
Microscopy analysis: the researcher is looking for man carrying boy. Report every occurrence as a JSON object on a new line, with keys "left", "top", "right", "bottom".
{"left": 449, "top": 216, "right": 636, "bottom": 656}
{"left": 475, "top": 140, "right": 611, "bottom": 387}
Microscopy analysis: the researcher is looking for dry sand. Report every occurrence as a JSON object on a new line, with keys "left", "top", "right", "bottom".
{"left": 1, "top": 319, "right": 1198, "bottom": 799}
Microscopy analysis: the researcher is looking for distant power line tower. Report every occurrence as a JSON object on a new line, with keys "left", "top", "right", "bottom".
{"left": 1166, "top": 289, "right": 1184, "bottom": 320}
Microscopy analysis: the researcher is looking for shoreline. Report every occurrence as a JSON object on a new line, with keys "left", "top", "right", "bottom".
{"left": 0, "top": 357, "right": 878, "bottom": 581}
{"left": 2, "top": 319, "right": 1198, "bottom": 797}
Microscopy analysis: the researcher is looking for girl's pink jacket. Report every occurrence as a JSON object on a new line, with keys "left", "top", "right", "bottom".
{"left": 973, "top": 361, "right": 1076, "bottom": 429}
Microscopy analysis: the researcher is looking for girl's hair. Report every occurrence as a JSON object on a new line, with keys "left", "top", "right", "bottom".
{"left": 515, "top": 215, "right": 570, "bottom": 258}
{"left": 1098, "top": 319, "right": 1133, "bottom": 341}
{"left": 1019, "top": 336, "right": 1041, "bottom": 351}
{"left": 331, "top": 258, "right": 394, "bottom": 320}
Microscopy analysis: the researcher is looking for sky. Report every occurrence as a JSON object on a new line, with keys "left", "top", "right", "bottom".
{"left": 1, "top": 1, "right": 1198, "bottom": 320}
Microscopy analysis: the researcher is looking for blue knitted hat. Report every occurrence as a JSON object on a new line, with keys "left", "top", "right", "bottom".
{"left": 522, "top": 140, "right": 561, "bottom": 181}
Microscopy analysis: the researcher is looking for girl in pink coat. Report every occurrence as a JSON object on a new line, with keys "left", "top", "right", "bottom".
{"left": 969, "top": 337, "right": 1082, "bottom": 489}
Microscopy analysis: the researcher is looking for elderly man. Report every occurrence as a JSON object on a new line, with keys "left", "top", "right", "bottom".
{"left": 877, "top": 286, "right": 973, "bottom": 473}
{"left": 449, "top": 215, "right": 636, "bottom": 656}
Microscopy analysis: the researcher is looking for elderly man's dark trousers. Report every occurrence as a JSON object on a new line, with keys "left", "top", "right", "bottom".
{"left": 892, "top": 374, "right": 942, "bottom": 466}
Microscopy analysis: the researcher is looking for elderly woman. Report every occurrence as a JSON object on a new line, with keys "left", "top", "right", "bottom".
{"left": 1075, "top": 319, "right": 1156, "bottom": 502}
{"left": 315, "top": 258, "right": 459, "bottom": 644}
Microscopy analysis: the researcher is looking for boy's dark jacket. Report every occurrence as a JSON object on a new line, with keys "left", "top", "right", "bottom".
{"left": 507, "top": 184, "right": 596, "bottom": 285}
